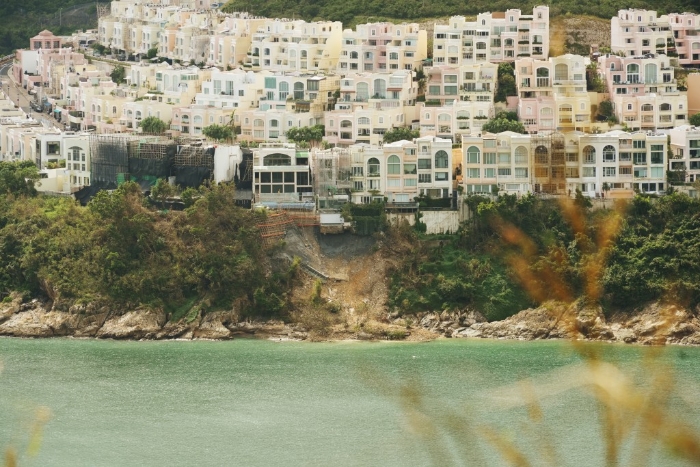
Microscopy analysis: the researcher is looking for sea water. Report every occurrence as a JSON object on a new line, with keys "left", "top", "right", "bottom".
{"left": 0, "top": 338, "right": 698, "bottom": 466}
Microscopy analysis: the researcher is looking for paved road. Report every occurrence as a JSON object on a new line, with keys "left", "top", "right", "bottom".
{"left": 0, "top": 63, "right": 34, "bottom": 116}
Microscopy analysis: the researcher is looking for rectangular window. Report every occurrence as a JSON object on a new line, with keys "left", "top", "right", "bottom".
{"left": 484, "top": 153, "right": 496, "bottom": 164}
{"left": 387, "top": 178, "right": 400, "bottom": 187}
{"left": 565, "top": 167, "right": 579, "bottom": 178}
{"left": 583, "top": 167, "right": 596, "bottom": 177}
{"left": 404, "top": 164, "right": 417, "bottom": 174}
{"left": 404, "top": 178, "right": 417, "bottom": 186}
{"left": 435, "top": 172, "right": 448, "bottom": 181}
{"left": 515, "top": 168, "right": 528, "bottom": 178}
{"left": 485, "top": 168, "right": 495, "bottom": 178}
{"left": 498, "top": 153, "right": 511, "bottom": 164}
{"left": 633, "top": 140, "right": 646, "bottom": 149}
{"left": 467, "top": 152, "right": 479, "bottom": 164}
{"left": 634, "top": 167, "right": 648, "bottom": 178}
{"left": 633, "top": 152, "right": 647, "bottom": 165}
{"left": 419, "top": 174, "right": 432, "bottom": 183}
{"left": 418, "top": 159, "right": 431, "bottom": 170}
{"left": 650, "top": 167, "right": 664, "bottom": 178}
{"left": 619, "top": 152, "right": 631, "bottom": 162}
{"left": 468, "top": 168, "right": 480, "bottom": 178}
{"left": 620, "top": 167, "right": 632, "bottom": 175}
{"left": 603, "top": 167, "right": 616, "bottom": 177}
{"left": 498, "top": 168, "right": 512, "bottom": 176}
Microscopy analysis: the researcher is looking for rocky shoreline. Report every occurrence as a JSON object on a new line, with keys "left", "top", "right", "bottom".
{"left": 1, "top": 296, "right": 699, "bottom": 345}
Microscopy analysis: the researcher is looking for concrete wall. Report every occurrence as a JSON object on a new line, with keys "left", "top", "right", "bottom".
{"left": 388, "top": 210, "right": 460, "bottom": 234}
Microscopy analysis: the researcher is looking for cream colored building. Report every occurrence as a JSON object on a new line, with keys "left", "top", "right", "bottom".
{"left": 348, "top": 136, "right": 453, "bottom": 203}
{"left": 462, "top": 130, "right": 667, "bottom": 197}
{"left": 669, "top": 125, "right": 700, "bottom": 183}
{"left": 243, "top": 19, "right": 342, "bottom": 73}
{"left": 423, "top": 63, "right": 497, "bottom": 105}
{"left": 433, "top": 7, "right": 549, "bottom": 66}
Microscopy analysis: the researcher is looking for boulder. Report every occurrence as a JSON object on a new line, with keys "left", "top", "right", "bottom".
{"left": 96, "top": 308, "right": 166, "bottom": 339}
{"left": 192, "top": 311, "right": 235, "bottom": 339}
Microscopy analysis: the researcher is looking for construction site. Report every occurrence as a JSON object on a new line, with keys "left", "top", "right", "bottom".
{"left": 87, "top": 134, "right": 216, "bottom": 192}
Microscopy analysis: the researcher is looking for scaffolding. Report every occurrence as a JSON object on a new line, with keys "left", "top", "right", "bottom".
{"left": 312, "top": 148, "right": 352, "bottom": 195}
{"left": 89, "top": 134, "right": 133, "bottom": 187}
{"left": 531, "top": 132, "right": 566, "bottom": 195}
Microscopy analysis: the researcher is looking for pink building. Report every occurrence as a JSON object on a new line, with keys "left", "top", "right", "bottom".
{"left": 669, "top": 13, "right": 700, "bottom": 67}
{"left": 30, "top": 30, "right": 62, "bottom": 51}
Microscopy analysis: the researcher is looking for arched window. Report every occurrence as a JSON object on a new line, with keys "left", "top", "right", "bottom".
{"left": 367, "top": 157, "right": 380, "bottom": 176}
{"left": 627, "top": 63, "right": 640, "bottom": 83}
{"left": 660, "top": 103, "right": 671, "bottom": 111}
{"left": 69, "top": 146, "right": 81, "bottom": 161}
{"left": 603, "top": 145, "right": 616, "bottom": 162}
{"left": 583, "top": 145, "right": 596, "bottom": 164}
{"left": 358, "top": 117, "right": 370, "bottom": 125}
{"left": 535, "top": 145, "right": 548, "bottom": 164}
{"left": 536, "top": 67, "right": 549, "bottom": 77}
{"left": 466, "top": 146, "right": 480, "bottom": 164}
{"left": 435, "top": 150, "right": 449, "bottom": 168}
{"left": 373, "top": 79, "right": 386, "bottom": 99}
{"left": 97, "top": 105, "right": 101, "bottom": 113}
{"left": 350, "top": 51, "right": 358, "bottom": 59}
{"left": 504, "top": 39, "right": 513, "bottom": 47}
{"left": 293, "top": 82, "right": 304, "bottom": 100}
{"left": 193, "top": 115, "right": 202, "bottom": 124}
{"left": 641, "top": 104, "right": 653, "bottom": 112}
{"left": 540, "top": 107, "right": 552, "bottom": 116}
{"left": 387, "top": 155, "right": 400, "bottom": 174}
{"left": 263, "top": 153, "right": 291, "bottom": 165}
{"left": 438, "top": 113, "right": 451, "bottom": 122}
{"left": 135, "top": 110, "right": 142, "bottom": 120}
{"left": 554, "top": 63, "right": 568, "bottom": 81}
{"left": 515, "top": 146, "right": 528, "bottom": 163}
{"left": 340, "top": 120, "right": 352, "bottom": 128}
{"left": 356, "top": 82, "right": 369, "bottom": 101}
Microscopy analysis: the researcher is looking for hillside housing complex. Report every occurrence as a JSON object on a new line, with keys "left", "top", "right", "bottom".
{"left": 3, "top": 3, "right": 700, "bottom": 206}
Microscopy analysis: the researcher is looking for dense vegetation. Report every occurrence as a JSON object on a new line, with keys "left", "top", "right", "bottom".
{"left": 388, "top": 193, "right": 700, "bottom": 319}
{"left": 0, "top": 1, "right": 109, "bottom": 56}
{"left": 222, "top": 0, "right": 698, "bottom": 28}
{"left": 0, "top": 163, "right": 295, "bottom": 318}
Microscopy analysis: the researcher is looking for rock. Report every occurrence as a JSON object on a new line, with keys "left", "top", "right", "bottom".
{"left": 444, "top": 329, "right": 453, "bottom": 338}
{"left": 74, "top": 308, "right": 110, "bottom": 337}
{"left": 192, "top": 311, "right": 235, "bottom": 340}
{"left": 0, "top": 309, "right": 54, "bottom": 337}
{"left": 97, "top": 308, "right": 166, "bottom": 339}
{"left": 157, "top": 320, "right": 198, "bottom": 339}
{"left": 357, "top": 332, "right": 373, "bottom": 340}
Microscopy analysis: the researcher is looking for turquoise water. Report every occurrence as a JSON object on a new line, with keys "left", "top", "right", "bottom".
{"left": 0, "top": 338, "right": 698, "bottom": 466}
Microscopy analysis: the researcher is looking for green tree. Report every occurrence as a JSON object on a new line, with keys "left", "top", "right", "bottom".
{"left": 286, "top": 125, "right": 325, "bottom": 146}
{"left": 150, "top": 178, "right": 176, "bottom": 206}
{"left": 598, "top": 100, "right": 614, "bottom": 119}
{"left": 0, "top": 161, "right": 39, "bottom": 196}
{"left": 689, "top": 113, "right": 700, "bottom": 126}
{"left": 139, "top": 116, "right": 168, "bottom": 134}
{"left": 481, "top": 118, "right": 526, "bottom": 134}
{"left": 383, "top": 127, "right": 419, "bottom": 144}
{"left": 495, "top": 63, "right": 517, "bottom": 103}
{"left": 146, "top": 47, "right": 158, "bottom": 59}
{"left": 202, "top": 124, "right": 233, "bottom": 142}
{"left": 110, "top": 65, "right": 126, "bottom": 84}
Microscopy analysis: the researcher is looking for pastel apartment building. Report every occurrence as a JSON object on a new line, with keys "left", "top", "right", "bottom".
{"left": 195, "top": 68, "right": 267, "bottom": 111}
{"left": 611, "top": 9, "right": 673, "bottom": 57}
{"left": 669, "top": 125, "right": 700, "bottom": 182}
{"left": 432, "top": 7, "right": 549, "bottom": 66}
{"left": 515, "top": 54, "right": 593, "bottom": 133}
{"left": 252, "top": 143, "right": 313, "bottom": 202}
{"left": 242, "top": 19, "right": 342, "bottom": 73}
{"left": 238, "top": 73, "right": 339, "bottom": 143}
{"left": 668, "top": 13, "right": 700, "bottom": 66}
{"left": 418, "top": 100, "right": 494, "bottom": 141}
{"left": 337, "top": 22, "right": 427, "bottom": 73}
{"left": 423, "top": 63, "right": 497, "bottom": 105}
{"left": 461, "top": 130, "right": 667, "bottom": 197}
{"left": 324, "top": 71, "right": 417, "bottom": 146}
{"left": 348, "top": 136, "right": 453, "bottom": 204}
{"left": 597, "top": 54, "right": 687, "bottom": 130}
